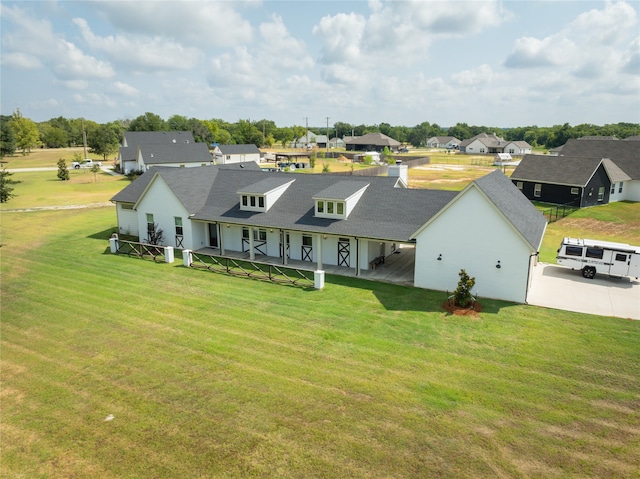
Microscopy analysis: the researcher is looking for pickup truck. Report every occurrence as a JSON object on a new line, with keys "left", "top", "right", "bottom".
{"left": 72, "top": 159, "right": 102, "bottom": 169}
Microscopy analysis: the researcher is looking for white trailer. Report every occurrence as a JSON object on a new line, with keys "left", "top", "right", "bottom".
{"left": 556, "top": 237, "right": 640, "bottom": 279}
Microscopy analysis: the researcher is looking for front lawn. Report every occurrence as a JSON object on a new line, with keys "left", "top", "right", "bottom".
{"left": 1, "top": 208, "right": 639, "bottom": 478}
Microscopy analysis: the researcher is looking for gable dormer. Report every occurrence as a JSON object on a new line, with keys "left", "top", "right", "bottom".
{"left": 238, "top": 177, "right": 295, "bottom": 212}
{"left": 313, "top": 181, "right": 370, "bottom": 219}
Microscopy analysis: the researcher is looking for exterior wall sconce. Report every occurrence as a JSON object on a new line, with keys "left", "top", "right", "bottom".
{"left": 270, "top": 228, "right": 274, "bottom": 233}
{"left": 226, "top": 224, "right": 231, "bottom": 228}
{"left": 437, "top": 254, "right": 442, "bottom": 261}
{"left": 323, "top": 235, "right": 328, "bottom": 239}
{"left": 496, "top": 260, "right": 501, "bottom": 269}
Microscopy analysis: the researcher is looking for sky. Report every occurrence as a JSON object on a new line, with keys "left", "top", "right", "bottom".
{"left": 1, "top": 0, "right": 639, "bottom": 128}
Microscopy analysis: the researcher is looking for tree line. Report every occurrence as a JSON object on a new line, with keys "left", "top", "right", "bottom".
{"left": 1, "top": 109, "right": 638, "bottom": 159}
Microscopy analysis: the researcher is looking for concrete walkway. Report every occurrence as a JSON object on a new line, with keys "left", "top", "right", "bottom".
{"left": 527, "top": 263, "right": 640, "bottom": 320}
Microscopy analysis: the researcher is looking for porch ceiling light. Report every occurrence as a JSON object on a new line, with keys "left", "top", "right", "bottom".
{"left": 437, "top": 254, "right": 442, "bottom": 261}
{"left": 496, "top": 260, "right": 501, "bottom": 269}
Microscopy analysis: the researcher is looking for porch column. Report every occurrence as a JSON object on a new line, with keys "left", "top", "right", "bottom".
{"left": 218, "top": 223, "right": 225, "bottom": 255}
{"left": 355, "top": 238, "right": 360, "bottom": 276}
{"left": 282, "top": 230, "right": 288, "bottom": 266}
{"left": 249, "top": 226, "right": 255, "bottom": 260}
{"left": 316, "top": 233, "right": 323, "bottom": 270}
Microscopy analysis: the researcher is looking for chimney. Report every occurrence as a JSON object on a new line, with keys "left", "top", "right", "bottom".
{"left": 388, "top": 160, "right": 408, "bottom": 186}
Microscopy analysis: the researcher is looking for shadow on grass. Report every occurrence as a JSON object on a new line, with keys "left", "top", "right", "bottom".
{"left": 326, "top": 274, "right": 511, "bottom": 314}
{"left": 88, "top": 227, "right": 118, "bottom": 241}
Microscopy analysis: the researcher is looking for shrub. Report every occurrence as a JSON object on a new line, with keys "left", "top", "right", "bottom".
{"left": 453, "top": 269, "right": 476, "bottom": 307}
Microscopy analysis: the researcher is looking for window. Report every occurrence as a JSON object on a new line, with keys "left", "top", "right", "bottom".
{"left": 242, "top": 195, "right": 248, "bottom": 206}
{"left": 571, "top": 187, "right": 579, "bottom": 195}
{"left": 327, "top": 202, "right": 334, "bottom": 214}
{"left": 146, "top": 213, "right": 154, "bottom": 234}
{"left": 597, "top": 186, "right": 605, "bottom": 202}
{"left": 317, "top": 201, "right": 324, "bottom": 213}
{"left": 302, "top": 235, "right": 312, "bottom": 247}
{"left": 250, "top": 196, "right": 256, "bottom": 207}
{"left": 242, "top": 227, "right": 249, "bottom": 239}
{"left": 619, "top": 182, "right": 623, "bottom": 193}
{"left": 586, "top": 248, "right": 604, "bottom": 259}
{"left": 253, "top": 229, "right": 266, "bottom": 242}
{"left": 615, "top": 253, "right": 627, "bottom": 262}
{"left": 174, "top": 217, "right": 183, "bottom": 236}
{"left": 534, "top": 184, "right": 542, "bottom": 197}
{"left": 611, "top": 183, "right": 616, "bottom": 194}
{"left": 565, "top": 246, "right": 583, "bottom": 256}
{"left": 516, "top": 182, "right": 523, "bottom": 190}
{"left": 337, "top": 202, "right": 344, "bottom": 215}
{"left": 258, "top": 196, "right": 265, "bottom": 208}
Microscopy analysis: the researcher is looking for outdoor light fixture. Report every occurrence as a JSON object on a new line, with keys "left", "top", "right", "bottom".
{"left": 323, "top": 235, "right": 328, "bottom": 239}
{"left": 496, "top": 260, "right": 501, "bottom": 269}
{"left": 437, "top": 254, "right": 442, "bottom": 261}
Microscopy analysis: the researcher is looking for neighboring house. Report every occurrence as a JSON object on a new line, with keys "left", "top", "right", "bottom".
{"left": 118, "top": 131, "right": 212, "bottom": 174}
{"left": 412, "top": 171, "right": 547, "bottom": 303}
{"left": 556, "top": 138, "right": 640, "bottom": 202}
{"left": 329, "top": 137, "right": 346, "bottom": 148}
{"left": 459, "top": 133, "right": 531, "bottom": 155}
{"left": 212, "top": 144, "right": 262, "bottom": 165}
{"left": 511, "top": 155, "right": 630, "bottom": 206}
{"left": 290, "top": 132, "right": 320, "bottom": 148}
{"left": 426, "top": 136, "right": 461, "bottom": 149}
{"left": 345, "top": 132, "right": 401, "bottom": 152}
{"left": 111, "top": 165, "right": 546, "bottom": 303}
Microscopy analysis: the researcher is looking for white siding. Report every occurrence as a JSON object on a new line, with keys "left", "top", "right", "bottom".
{"left": 116, "top": 204, "right": 138, "bottom": 236}
{"left": 413, "top": 187, "right": 534, "bottom": 303}
{"left": 135, "top": 176, "right": 191, "bottom": 248}
{"left": 624, "top": 180, "right": 640, "bottom": 202}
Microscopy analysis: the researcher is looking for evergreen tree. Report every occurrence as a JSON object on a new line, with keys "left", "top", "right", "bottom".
{"left": 0, "top": 168, "right": 20, "bottom": 203}
{"left": 57, "top": 158, "right": 70, "bottom": 181}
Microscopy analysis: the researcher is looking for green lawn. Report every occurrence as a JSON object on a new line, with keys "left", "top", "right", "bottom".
{"left": 2, "top": 208, "right": 639, "bottom": 478}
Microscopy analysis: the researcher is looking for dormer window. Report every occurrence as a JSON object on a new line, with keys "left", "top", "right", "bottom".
{"left": 238, "top": 177, "right": 295, "bottom": 213}
{"left": 313, "top": 181, "right": 369, "bottom": 219}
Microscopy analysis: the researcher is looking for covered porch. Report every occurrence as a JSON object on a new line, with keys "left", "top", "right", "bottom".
{"left": 194, "top": 243, "right": 416, "bottom": 286}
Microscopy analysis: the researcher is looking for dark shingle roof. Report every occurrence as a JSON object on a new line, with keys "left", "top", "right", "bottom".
{"left": 237, "top": 177, "right": 294, "bottom": 195}
{"left": 218, "top": 144, "right": 261, "bottom": 155}
{"left": 345, "top": 133, "right": 401, "bottom": 147}
{"left": 313, "top": 181, "right": 370, "bottom": 200}
{"left": 120, "top": 131, "right": 211, "bottom": 165}
{"left": 511, "top": 155, "right": 604, "bottom": 186}
{"left": 558, "top": 138, "right": 640, "bottom": 180}
{"left": 475, "top": 170, "right": 547, "bottom": 250}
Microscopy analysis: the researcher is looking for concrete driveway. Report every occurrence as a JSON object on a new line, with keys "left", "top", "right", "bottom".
{"left": 527, "top": 263, "right": 640, "bottom": 320}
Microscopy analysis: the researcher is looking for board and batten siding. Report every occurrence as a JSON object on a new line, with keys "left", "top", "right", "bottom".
{"left": 413, "top": 186, "right": 534, "bottom": 303}
{"left": 135, "top": 175, "right": 191, "bottom": 248}
{"left": 116, "top": 203, "right": 138, "bottom": 236}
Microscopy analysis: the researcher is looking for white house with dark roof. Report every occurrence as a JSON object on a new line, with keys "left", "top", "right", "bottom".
{"left": 212, "top": 144, "right": 262, "bottom": 165}
{"left": 426, "top": 136, "right": 461, "bottom": 149}
{"left": 118, "top": 131, "right": 213, "bottom": 174}
{"left": 111, "top": 164, "right": 547, "bottom": 303}
{"left": 460, "top": 133, "right": 531, "bottom": 155}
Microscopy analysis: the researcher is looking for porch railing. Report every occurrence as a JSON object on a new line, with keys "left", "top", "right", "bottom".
{"left": 114, "top": 238, "right": 166, "bottom": 262}
{"left": 189, "top": 251, "right": 315, "bottom": 288}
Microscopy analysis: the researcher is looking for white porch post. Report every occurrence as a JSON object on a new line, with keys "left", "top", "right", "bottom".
{"left": 282, "top": 230, "right": 288, "bottom": 266}
{"left": 218, "top": 223, "right": 225, "bottom": 255}
{"left": 316, "top": 233, "right": 323, "bottom": 270}
{"left": 249, "top": 226, "right": 255, "bottom": 260}
{"left": 355, "top": 238, "right": 361, "bottom": 276}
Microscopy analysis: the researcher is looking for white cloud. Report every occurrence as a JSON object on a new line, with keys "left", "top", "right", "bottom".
{"left": 451, "top": 64, "right": 497, "bottom": 86}
{"left": 111, "top": 81, "right": 139, "bottom": 96}
{"left": 258, "top": 14, "right": 314, "bottom": 70}
{"left": 73, "top": 18, "right": 202, "bottom": 72}
{"left": 1, "top": 52, "right": 42, "bottom": 69}
{"left": 0, "top": 4, "right": 114, "bottom": 80}
{"left": 92, "top": 0, "right": 254, "bottom": 47}
{"left": 60, "top": 80, "right": 89, "bottom": 90}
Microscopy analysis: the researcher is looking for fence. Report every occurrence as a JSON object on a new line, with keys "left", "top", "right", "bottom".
{"left": 540, "top": 204, "right": 579, "bottom": 222}
{"left": 187, "top": 250, "right": 316, "bottom": 288}
{"left": 329, "top": 156, "right": 431, "bottom": 177}
{"left": 109, "top": 236, "right": 175, "bottom": 263}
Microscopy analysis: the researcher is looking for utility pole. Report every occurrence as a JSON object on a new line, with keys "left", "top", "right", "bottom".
{"left": 326, "top": 117, "right": 330, "bottom": 153}
{"left": 304, "top": 117, "right": 309, "bottom": 150}
{"left": 82, "top": 118, "right": 88, "bottom": 159}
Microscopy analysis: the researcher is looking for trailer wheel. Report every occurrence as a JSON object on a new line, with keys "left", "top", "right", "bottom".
{"left": 74, "top": 164, "right": 80, "bottom": 169}
{"left": 582, "top": 266, "right": 596, "bottom": 279}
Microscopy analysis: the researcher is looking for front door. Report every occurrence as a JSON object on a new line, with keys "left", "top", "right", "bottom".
{"left": 208, "top": 223, "right": 218, "bottom": 248}
{"left": 610, "top": 251, "right": 630, "bottom": 276}
{"left": 338, "top": 238, "right": 350, "bottom": 267}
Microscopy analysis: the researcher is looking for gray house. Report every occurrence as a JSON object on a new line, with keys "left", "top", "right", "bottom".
{"left": 118, "top": 131, "right": 212, "bottom": 174}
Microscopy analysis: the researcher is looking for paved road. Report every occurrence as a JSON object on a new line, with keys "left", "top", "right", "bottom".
{"left": 7, "top": 166, "right": 119, "bottom": 175}
{"left": 527, "top": 263, "right": 640, "bottom": 320}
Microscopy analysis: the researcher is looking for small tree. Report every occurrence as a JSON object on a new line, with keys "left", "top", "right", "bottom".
{"left": 57, "top": 158, "right": 70, "bottom": 180}
{"left": 0, "top": 168, "right": 20, "bottom": 203}
{"left": 90, "top": 162, "right": 101, "bottom": 182}
{"left": 309, "top": 151, "right": 316, "bottom": 169}
{"left": 322, "top": 163, "right": 330, "bottom": 173}
{"left": 453, "top": 269, "right": 476, "bottom": 307}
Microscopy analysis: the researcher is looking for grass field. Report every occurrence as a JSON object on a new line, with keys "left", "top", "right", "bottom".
{"left": 2, "top": 147, "right": 106, "bottom": 169}
{"left": 2, "top": 148, "right": 639, "bottom": 477}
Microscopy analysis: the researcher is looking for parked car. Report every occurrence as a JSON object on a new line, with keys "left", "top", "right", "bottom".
{"left": 72, "top": 159, "right": 102, "bottom": 169}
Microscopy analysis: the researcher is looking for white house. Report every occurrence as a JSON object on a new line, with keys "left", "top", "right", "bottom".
{"left": 426, "top": 136, "right": 461, "bottom": 149}
{"left": 503, "top": 141, "right": 532, "bottom": 156}
{"left": 118, "top": 131, "right": 213, "bottom": 174}
{"left": 111, "top": 166, "right": 547, "bottom": 303}
{"left": 460, "top": 133, "right": 531, "bottom": 156}
{"left": 212, "top": 144, "right": 262, "bottom": 165}
{"left": 412, "top": 172, "right": 547, "bottom": 303}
